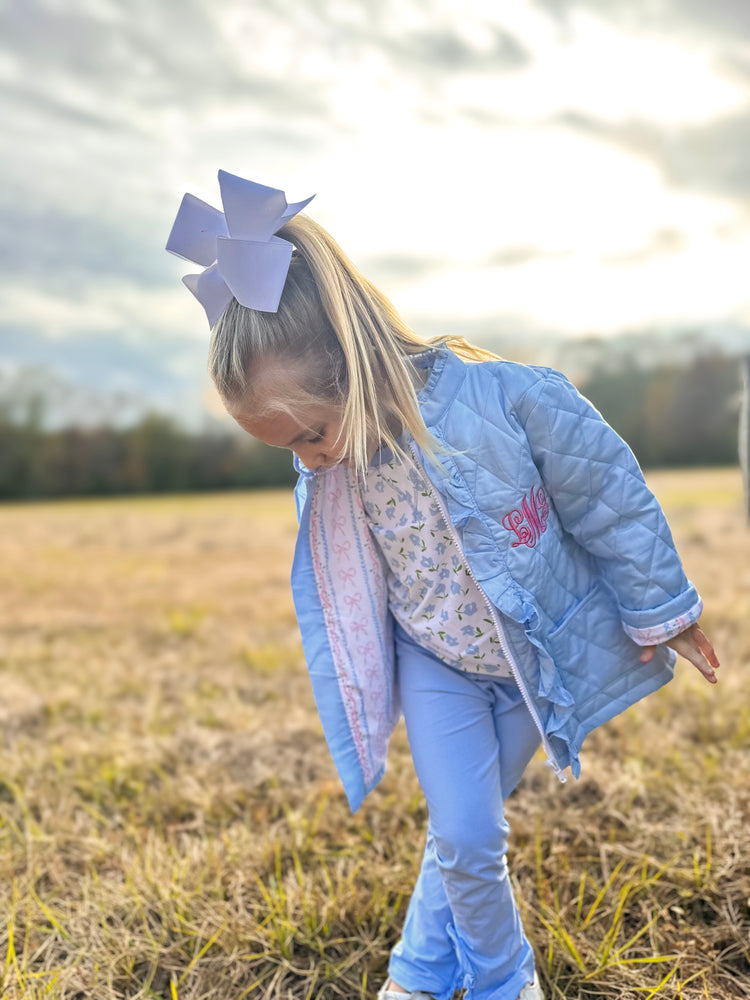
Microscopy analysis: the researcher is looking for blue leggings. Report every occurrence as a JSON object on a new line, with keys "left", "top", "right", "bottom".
{"left": 388, "top": 628, "right": 541, "bottom": 1000}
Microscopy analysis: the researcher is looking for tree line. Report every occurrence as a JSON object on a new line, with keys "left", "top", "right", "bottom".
{"left": 0, "top": 412, "right": 298, "bottom": 500}
{"left": 0, "top": 354, "right": 741, "bottom": 500}
{"left": 580, "top": 354, "right": 740, "bottom": 469}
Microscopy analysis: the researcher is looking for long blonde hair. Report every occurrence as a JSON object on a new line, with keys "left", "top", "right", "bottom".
{"left": 208, "top": 212, "right": 497, "bottom": 475}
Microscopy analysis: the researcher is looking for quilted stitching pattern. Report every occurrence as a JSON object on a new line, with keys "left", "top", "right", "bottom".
{"left": 292, "top": 349, "right": 697, "bottom": 809}
{"left": 427, "top": 359, "right": 699, "bottom": 628}
{"left": 417, "top": 353, "right": 695, "bottom": 768}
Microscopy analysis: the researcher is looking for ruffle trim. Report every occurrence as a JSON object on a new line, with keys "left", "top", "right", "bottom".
{"left": 538, "top": 655, "right": 576, "bottom": 737}
{"left": 529, "top": 640, "right": 578, "bottom": 776}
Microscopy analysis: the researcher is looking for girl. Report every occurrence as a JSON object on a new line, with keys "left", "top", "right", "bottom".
{"left": 167, "top": 171, "right": 720, "bottom": 1000}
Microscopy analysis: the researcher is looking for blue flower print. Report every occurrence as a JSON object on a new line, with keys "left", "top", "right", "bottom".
{"left": 466, "top": 643, "right": 479, "bottom": 656}
{"left": 450, "top": 580, "right": 463, "bottom": 595}
{"left": 385, "top": 530, "right": 396, "bottom": 541}
{"left": 439, "top": 568, "right": 450, "bottom": 580}
{"left": 433, "top": 584, "right": 447, "bottom": 598}
{"left": 439, "top": 608, "right": 450, "bottom": 623}
{"left": 463, "top": 602, "right": 478, "bottom": 616}
{"left": 451, "top": 555, "right": 461, "bottom": 570}
{"left": 436, "top": 542, "right": 447, "bottom": 555}
{"left": 421, "top": 556, "right": 434, "bottom": 568}
{"left": 444, "top": 634, "right": 459, "bottom": 647}
{"left": 462, "top": 624, "right": 476, "bottom": 636}
{"left": 385, "top": 507, "right": 396, "bottom": 520}
{"left": 410, "top": 533, "right": 421, "bottom": 546}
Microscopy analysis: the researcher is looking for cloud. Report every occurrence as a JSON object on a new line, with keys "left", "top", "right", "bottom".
{"left": 382, "top": 23, "right": 532, "bottom": 77}
{"left": 0, "top": 322, "right": 211, "bottom": 428}
{"left": 259, "top": 0, "right": 533, "bottom": 76}
{"left": 557, "top": 108, "right": 750, "bottom": 204}
{"left": 358, "top": 252, "right": 449, "bottom": 285}
{"left": 407, "top": 308, "right": 555, "bottom": 356}
{"left": 0, "top": 0, "right": 334, "bottom": 215}
{"left": 533, "top": 0, "right": 750, "bottom": 44}
{"left": 599, "top": 226, "right": 690, "bottom": 266}
{"left": 0, "top": 0, "right": 536, "bottom": 309}
{"left": 485, "top": 243, "right": 574, "bottom": 267}
{"left": 1, "top": 202, "right": 170, "bottom": 290}
{"left": 2, "top": 0, "right": 330, "bottom": 119}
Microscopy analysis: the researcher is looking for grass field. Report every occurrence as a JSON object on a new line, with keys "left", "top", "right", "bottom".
{"left": 1, "top": 468, "right": 748, "bottom": 999}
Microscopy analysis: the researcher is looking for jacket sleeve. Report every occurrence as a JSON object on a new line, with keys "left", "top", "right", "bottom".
{"left": 513, "top": 368, "right": 703, "bottom": 645}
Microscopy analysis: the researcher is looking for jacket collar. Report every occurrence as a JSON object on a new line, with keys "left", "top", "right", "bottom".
{"left": 415, "top": 347, "right": 467, "bottom": 430}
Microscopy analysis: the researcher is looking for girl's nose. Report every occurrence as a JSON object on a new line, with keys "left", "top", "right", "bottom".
{"left": 295, "top": 445, "right": 332, "bottom": 470}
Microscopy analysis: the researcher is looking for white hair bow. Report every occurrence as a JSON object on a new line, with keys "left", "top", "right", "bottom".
{"left": 166, "top": 170, "right": 315, "bottom": 325}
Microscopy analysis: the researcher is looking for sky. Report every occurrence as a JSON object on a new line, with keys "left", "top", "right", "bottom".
{"left": 2, "top": 0, "right": 750, "bottom": 426}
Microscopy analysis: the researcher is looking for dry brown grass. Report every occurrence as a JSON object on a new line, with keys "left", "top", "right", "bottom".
{"left": 0, "top": 469, "right": 748, "bottom": 999}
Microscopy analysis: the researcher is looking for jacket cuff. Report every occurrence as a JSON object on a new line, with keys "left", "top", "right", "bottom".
{"left": 621, "top": 591, "right": 703, "bottom": 646}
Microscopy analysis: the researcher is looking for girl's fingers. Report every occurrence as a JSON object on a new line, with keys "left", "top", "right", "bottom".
{"left": 639, "top": 626, "right": 720, "bottom": 684}
{"left": 693, "top": 626, "right": 721, "bottom": 670}
{"left": 668, "top": 626, "right": 719, "bottom": 684}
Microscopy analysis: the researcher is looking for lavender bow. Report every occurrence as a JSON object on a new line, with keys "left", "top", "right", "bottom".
{"left": 166, "top": 170, "right": 315, "bottom": 325}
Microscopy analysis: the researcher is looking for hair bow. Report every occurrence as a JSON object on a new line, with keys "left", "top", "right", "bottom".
{"left": 166, "top": 169, "right": 315, "bottom": 325}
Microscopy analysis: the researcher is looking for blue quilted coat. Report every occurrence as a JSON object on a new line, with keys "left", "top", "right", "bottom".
{"left": 291, "top": 349, "right": 702, "bottom": 812}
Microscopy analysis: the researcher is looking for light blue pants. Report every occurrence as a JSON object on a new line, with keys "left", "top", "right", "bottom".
{"left": 388, "top": 628, "right": 541, "bottom": 1000}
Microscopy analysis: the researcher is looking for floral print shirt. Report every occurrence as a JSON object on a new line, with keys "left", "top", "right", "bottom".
{"left": 358, "top": 439, "right": 514, "bottom": 677}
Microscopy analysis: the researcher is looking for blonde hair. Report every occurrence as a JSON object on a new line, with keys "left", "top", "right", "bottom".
{"left": 208, "top": 212, "right": 498, "bottom": 475}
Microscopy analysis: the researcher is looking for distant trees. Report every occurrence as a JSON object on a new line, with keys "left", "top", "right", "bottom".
{"left": 580, "top": 354, "right": 740, "bottom": 469}
{"left": 0, "top": 410, "right": 297, "bottom": 500}
{"left": 0, "top": 354, "right": 742, "bottom": 499}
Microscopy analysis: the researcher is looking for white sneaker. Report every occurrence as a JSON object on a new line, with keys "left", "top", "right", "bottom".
{"left": 517, "top": 970, "right": 544, "bottom": 1000}
{"left": 377, "top": 982, "right": 434, "bottom": 1000}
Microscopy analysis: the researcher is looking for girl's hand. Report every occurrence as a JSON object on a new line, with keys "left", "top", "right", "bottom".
{"left": 639, "top": 623, "right": 720, "bottom": 684}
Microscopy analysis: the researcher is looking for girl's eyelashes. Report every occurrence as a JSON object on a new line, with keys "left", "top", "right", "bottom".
{"left": 306, "top": 426, "right": 326, "bottom": 444}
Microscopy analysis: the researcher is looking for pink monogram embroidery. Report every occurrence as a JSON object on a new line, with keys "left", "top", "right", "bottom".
{"left": 502, "top": 486, "right": 550, "bottom": 548}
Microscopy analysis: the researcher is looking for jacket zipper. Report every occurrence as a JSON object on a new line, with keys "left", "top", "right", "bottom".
{"left": 410, "top": 446, "right": 566, "bottom": 782}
